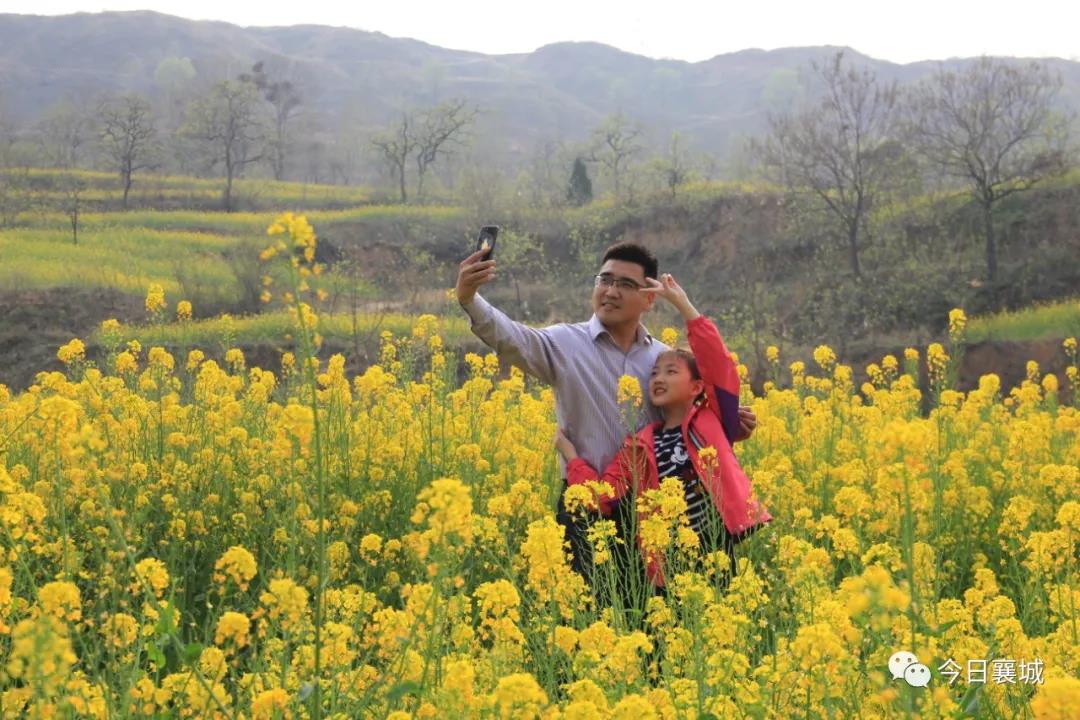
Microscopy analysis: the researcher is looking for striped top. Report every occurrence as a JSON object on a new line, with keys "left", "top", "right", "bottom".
{"left": 654, "top": 425, "right": 710, "bottom": 533}
{"left": 461, "top": 293, "right": 668, "bottom": 475}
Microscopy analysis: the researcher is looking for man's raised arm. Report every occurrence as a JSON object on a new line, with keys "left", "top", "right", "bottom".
{"left": 456, "top": 249, "right": 558, "bottom": 385}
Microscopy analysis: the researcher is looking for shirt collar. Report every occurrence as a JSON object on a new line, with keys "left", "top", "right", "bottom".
{"left": 588, "top": 314, "right": 654, "bottom": 347}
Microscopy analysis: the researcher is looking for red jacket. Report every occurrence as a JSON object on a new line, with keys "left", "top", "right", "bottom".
{"left": 566, "top": 315, "right": 772, "bottom": 586}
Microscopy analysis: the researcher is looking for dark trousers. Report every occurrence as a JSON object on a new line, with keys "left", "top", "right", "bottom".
{"left": 555, "top": 479, "right": 741, "bottom": 599}
{"left": 555, "top": 479, "right": 649, "bottom": 609}
{"left": 555, "top": 478, "right": 595, "bottom": 580}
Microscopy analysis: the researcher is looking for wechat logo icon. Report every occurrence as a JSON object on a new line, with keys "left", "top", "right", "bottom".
{"left": 889, "top": 650, "right": 931, "bottom": 688}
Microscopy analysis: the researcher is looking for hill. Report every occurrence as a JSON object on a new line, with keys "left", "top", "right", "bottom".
{"left": 4, "top": 11, "right": 1080, "bottom": 169}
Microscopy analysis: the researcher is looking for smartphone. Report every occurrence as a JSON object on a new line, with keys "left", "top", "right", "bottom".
{"left": 476, "top": 225, "right": 498, "bottom": 259}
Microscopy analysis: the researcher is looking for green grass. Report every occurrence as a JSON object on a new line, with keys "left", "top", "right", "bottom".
{"left": 967, "top": 297, "right": 1080, "bottom": 342}
{"left": 115, "top": 310, "right": 474, "bottom": 349}
{"left": 6, "top": 168, "right": 376, "bottom": 208}
{"left": 27, "top": 204, "right": 468, "bottom": 236}
{"left": 0, "top": 226, "right": 244, "bottom": 302}
{"left": 1, "top": 200, "right": 470, "bottom": 311}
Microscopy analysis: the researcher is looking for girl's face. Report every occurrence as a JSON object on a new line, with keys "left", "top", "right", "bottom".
{"left": 649, "top": 355, "right": 705, "bottom": 409}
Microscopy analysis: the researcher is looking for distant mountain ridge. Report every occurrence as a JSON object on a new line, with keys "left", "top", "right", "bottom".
{"left": 3, "top": 11, "right": 1080, "bottom": 167}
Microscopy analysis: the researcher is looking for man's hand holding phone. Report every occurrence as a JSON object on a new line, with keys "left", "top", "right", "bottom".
{"left": 456, "top": 249, "right": 496, "bottom": 305}
{"left": 457, "top": 226, "right": 499, "bottom": 305}
{"left": 476, "top": 225, "right": 498, "bottom": 259}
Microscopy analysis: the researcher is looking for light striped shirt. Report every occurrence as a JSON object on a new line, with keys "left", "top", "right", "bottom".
{"left": 461, "top": 293, "right": 668, "bottom": 476}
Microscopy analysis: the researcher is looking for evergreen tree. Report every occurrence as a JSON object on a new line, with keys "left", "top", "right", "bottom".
{"left": 566, "top": 156, "right": 592, "bottom": 206}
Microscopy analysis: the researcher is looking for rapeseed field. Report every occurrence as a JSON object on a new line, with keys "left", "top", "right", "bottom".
{"left": 1, "top": 215, "right": 1077, "bottom": 718}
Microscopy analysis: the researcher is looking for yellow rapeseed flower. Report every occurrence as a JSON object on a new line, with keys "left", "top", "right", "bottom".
{"left": 251, "top": 688, "right": 291, "bottom": 719}
{"left": 147, "top": 346, "right": 174, "bottom": 372}
{"left": 258, "top": 578, "right": 309, "bottom": 632}
{"left": 267, "top": 212, "right": 316, "bottom": 264}
{"left": 410, "top": 477, "right": 474, "bottom": 559}
{"left": 144, "top": 283, "right": 165, "bottom": 315}
{"left": 213, "top": 546, "right": 257, "bottom": 591}
{"left": 618, "top": 374, "right": 643, "bottom": 408}
{"left": 132, "top": 558, "right": 170, "bottom": 598}
{"left": 697, "top": 445, "right": 718, "bottom": 466}
{"left": 813, "top": 345, "right": 836, "bottom": 371}
{"left": 186, "top": 349, "right": 204, "bottom": 372}
{"left": 927, "top": 343, "right": 950, "bottom": 382}
{"left": 489, "top": 673, "right": 548, "bottom": 718}
{"left": 214, "top": 611, "right": 251, "bottom": 649}
{"left": 1030, "top": 676, "right": 1080, "bottom": 720}
{"left": 948, "top": 307, "right": 967, "bottom": 342}
{"left": 56, "top": 338, "right": 85, "bottom": 365}
{"left": 1027, "top": 360, "right": 1041, "bottom": 383}
{"left": 101, "top": 613, "right": 138, "bottom": 649}
{"left": 6, "top": 616, "right": 76, "bottom": 690}
{"left": 39, "top": 581, "right": 81, "bottom": 623}
{"left": 563, "top": 484, "right": 597, "bottom": 514}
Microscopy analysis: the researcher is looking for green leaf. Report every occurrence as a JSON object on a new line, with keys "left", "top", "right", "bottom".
{"left": 146, "top": 643, "right": 165, "bottom": 668}
{"left": 184, "top": 642, "right": 203, "bottom": 663}
{"left": 153, "top": 604, "right": 178, "bottom": 636}
{"left": 386, "top": 681, "right": 421, "bottom": 704}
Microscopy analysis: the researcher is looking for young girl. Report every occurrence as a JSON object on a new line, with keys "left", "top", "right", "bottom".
{"left": 554, "top": 273, "right": 771, "bottom": 589}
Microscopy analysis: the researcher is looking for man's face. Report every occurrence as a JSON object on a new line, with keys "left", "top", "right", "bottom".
{"left": 592, "top": 259, "right": 654, "bottom": 327}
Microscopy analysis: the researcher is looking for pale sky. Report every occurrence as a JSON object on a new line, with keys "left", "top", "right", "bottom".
{"left": 10, "top": 1, "right": 1080, "bottom": 64}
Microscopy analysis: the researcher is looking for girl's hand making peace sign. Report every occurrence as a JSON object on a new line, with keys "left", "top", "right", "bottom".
{"left": 640, "top": 273, "right": 701, "bottom": 321}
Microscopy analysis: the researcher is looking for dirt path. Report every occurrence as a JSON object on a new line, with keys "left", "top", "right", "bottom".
{"left": 0, "top": 288, "right": 144, "bottom": 390}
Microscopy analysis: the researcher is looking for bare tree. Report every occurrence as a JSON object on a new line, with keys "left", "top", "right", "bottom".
{"left": 0, "top": 99, "right": 33, "bottom": 226}
{"left": 517, "top": 139, "right": 569, "bottom": 208}
{"left": 154, "top": 56, "right": 198, "bottom": 172}
{"left": 371, "top": 113, "right": 416, "bottom": 204}
{"left": 753, "top": 52, "right": 899, "bottom": 279}
{"left": 0, "top": 166, "right": 34, "bottom": 228}
{"left": 61, "top": 175, "right": 86, "bottom": 245}
{"left": 494, "top": 229, "right": 545, "bottom": 319}
{"left": 98, "top": 94, "right": 158, "bottom": 209}
{"left": 181, "top": 81, "right": 265, "bottom": 212}
{"left": 240, "top": 61, "right": 302, "bottom": 181}
{"left": 371, "top": 99, "right": 476, "bottom": 203}
{"left": 36, "top": 99, "right": 94, "bottom": 169}
{"left": 589, "top": 113, "right": 644, "bottom": 199}
{"left": 906, "top": 57, "right": 1070, "bottom": 282}
{"left": 303, "top": 139, "right": 326, "bottom": 184}
{"left": 652, "top": 131, "right": 695, "bottom": 198}
{"left": 0, "top": 92, "right": 13, "bottom": 164}
{"left": 414, "top": 99, "right": 476, "bottom": 200}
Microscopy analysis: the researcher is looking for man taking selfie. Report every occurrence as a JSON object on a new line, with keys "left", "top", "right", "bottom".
{"left": 455, "top": 241, "right": 757, "bottom": 580}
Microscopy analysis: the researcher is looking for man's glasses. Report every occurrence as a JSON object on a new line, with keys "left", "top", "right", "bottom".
{"left": 594, "top": 274, "right": 645, "bottom": 292}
